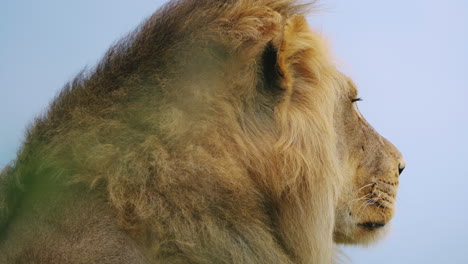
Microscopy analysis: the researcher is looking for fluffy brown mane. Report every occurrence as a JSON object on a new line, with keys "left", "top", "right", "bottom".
{"left": 0, "top": 0, "right": 402, "bottom": 263}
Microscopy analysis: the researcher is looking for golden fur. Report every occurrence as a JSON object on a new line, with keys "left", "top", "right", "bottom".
{"left": 0, "top": 0, "right": 404, "bottom": 263}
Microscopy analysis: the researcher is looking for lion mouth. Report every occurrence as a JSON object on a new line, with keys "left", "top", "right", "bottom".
{"left": 357, "top": 222, "right": 386, "bottom": 230}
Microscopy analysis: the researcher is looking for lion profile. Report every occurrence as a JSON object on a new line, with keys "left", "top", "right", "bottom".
{"left": 0, "top": 0, "right": 405, "bottom": 263}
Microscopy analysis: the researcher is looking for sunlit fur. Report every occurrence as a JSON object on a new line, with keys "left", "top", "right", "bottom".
{"left": 0, "top": 0, "right": 404, "bottom": 263}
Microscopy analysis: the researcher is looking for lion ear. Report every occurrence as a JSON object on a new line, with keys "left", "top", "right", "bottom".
{"left": 258, "top": 41, "right": 284, "bottom": 96}
{"left": 258, "top": 15, "right": 318, "bottom": 99}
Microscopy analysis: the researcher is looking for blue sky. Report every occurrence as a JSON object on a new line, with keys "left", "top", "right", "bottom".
{"left": 1, "top": 1, "right": 467, "bottom": 263}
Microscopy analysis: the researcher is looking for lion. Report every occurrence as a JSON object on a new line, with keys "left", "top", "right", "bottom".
{"left": 0, "top": 0, "right": 405, "bottom": 263}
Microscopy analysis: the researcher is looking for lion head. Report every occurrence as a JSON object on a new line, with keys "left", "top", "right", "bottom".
{"left": 226, "top": 12, "right": 406, "bottom": 254}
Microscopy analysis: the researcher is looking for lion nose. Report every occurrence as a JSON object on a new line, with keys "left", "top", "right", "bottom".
{"left": 398, "top": 160, "right": 406, "bottom": 176}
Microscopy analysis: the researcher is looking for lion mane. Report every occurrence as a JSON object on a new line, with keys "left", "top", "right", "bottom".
{"left": 1, "top": 0, "right": 361, "bottom": 263}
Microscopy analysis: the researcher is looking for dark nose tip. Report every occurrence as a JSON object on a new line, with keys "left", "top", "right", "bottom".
{"left": 398, "top": 163, "right": 405, "bottom": 175}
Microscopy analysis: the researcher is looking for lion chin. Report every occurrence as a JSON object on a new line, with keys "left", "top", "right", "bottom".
{"left": 0, "top": 0, "right": 405, "bottom": 263}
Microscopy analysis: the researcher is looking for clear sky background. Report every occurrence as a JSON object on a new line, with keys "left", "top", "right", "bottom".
{"left": 1, "top": 1, "right": 467, "bottom": 263}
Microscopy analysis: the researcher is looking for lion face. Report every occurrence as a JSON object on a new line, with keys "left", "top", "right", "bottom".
{"left": 333, "top": 78, "right": 405, "bottom": 244}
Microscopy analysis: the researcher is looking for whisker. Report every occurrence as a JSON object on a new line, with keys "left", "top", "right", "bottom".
{"left": 352, "top": 183, "right": 374, "bottom": 196}
{"left": 355, "top": 199, "right": 375, "bottom": 219}
{"left": 348, "top": 193, "right": 371, "bottom": 206}
{"left": 347, "top": 183, "right": 374, "bottom": 208}
{"left": 355, "top": 185, "right": 380, "bottom": 219}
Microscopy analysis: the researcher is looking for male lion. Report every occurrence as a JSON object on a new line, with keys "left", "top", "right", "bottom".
{"left": 0, "top": 0, "right": 405, "bottom": 263}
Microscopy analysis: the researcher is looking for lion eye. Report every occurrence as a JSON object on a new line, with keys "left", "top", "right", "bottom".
{"left": 351, "top": 98, "right": 363, "bottom": 103}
